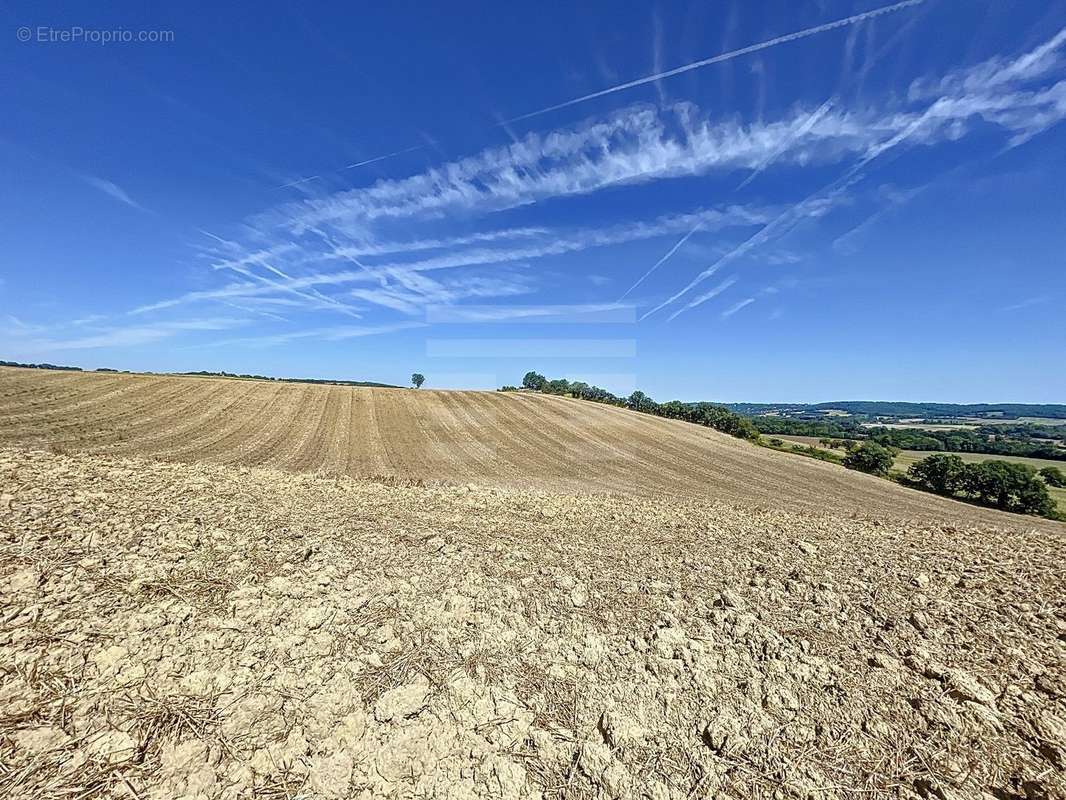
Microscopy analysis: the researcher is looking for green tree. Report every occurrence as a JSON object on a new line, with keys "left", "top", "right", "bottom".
{"left": 843, "top": 442, "right": 896, "bottom": 476}
{"left": 959, "top": 461, "right": 1055, "bottom": 516}
{"left": 626, "top": 390, "right": 657, "bottom": 414}
{"left": 1039, "top": 465, "right": 1066, "bottom": 488}
{"left": 546, "top": 378, "right": 571, "bottom": 395}
{"left": 907, "top": 453, "right": 966, "bottom": 495}
{"left": 521, "top": 371, "right": 547, "bottom": 391}
{"left": 411, "top": 373, "right": 425, "bottom": 389}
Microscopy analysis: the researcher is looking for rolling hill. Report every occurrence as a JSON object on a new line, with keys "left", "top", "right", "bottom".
{"left": 0, "top": 366, "right": 1037, "bottom": 525}
{"left": 2, "top": 365, "right": 1065, "bottom": 798}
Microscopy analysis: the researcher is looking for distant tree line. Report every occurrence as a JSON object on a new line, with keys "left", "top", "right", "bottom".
{"left": 749, "top": 416, "right": 864, "bottom": 438}
{"left": 0, "top": 360, "right": 82, "bottom": 371}
{"left": 970, "top": 423, "right": 1066, "bottom": 441}
{"left": 865, "top": 426, "right": 1066, "bottom": 462}
{"left": 508, "top": 372, "right": 759, "bottom": 442}
{"left": 179, "top": 371, "right": 397, "bottom": 388}
{"left": 749, "top": 415, "right": 1066, "bottom": 462}
{"left": 816, "top": 401, "right": 1066, "bottom": 419}
{"left": 906, "top": 454, "right": 1059, "bottom": 518}
{"left": 727, "top": 401, "right": 1066, "bottom": 420}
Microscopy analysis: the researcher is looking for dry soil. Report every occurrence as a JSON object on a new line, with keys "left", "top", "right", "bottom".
{"left": 0, "top": 369, "right": 1064, "bottom": 799}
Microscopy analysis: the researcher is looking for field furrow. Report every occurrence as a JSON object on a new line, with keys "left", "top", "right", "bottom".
{"left": 0, "top": 373, "right": 129, "bottom": 420}
{"left": 107, "top": 380, "right": 260, "bottom": 458}
{"left": 0, "top": 367, "right": 1050, "bottom": 527}
{"left": 432, "top": 390, "right": 505, "bottom": 480}
{"left": 289, "top": 385, "right": 345, "bottom": 473}
{"left": 342, "top": 389, "right": 389, "bottom": 476}
{"left": 208, "top": 384, "right": 302, "bottom": 466}
{"left": 65, "top": 378, "right": 224, "bottom": 452}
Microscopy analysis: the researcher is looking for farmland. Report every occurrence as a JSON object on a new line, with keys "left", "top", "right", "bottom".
{"left": 772, "top": 434, "right": 1066, "bottom": 513}
{"left": 1, "top": 367, "right": 1064, "bottom": 799}
{"left": 0, "top": 367, "right": 1018, "bottom": 522}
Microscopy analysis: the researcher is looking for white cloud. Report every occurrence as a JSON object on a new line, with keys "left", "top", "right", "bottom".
{"left": 71, "top": 25, "right": 1066, "bottom": 346}
{"left": 34, "top": 318, "right": 247, "bottom": 350}
{"left": 264, "top": 29, "right": 1065, "bottom": 241}
{"left": 209, "top": 320, "right": 426, "bottom": 348}
{"left": 646, "top": 28, "right": 1066, "bottom": 319}
{"left": 129, "top": 203, "right": 771, "bottom": 318}
{"left": 505, "top": 0, "right": 925, "bottom": 122}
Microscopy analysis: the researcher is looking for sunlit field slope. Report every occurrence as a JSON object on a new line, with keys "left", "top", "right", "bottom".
{"left": 0, "top": 366, "right": 1050, "bottom": 525}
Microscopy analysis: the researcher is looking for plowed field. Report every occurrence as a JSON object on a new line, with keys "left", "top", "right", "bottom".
{"left": 2, "top": 366, "right": 1064, "bottom": 800}
{"left": 0, "top": 367, "right": 1031, "bottom": 524}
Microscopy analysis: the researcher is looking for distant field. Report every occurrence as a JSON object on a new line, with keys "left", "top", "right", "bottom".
{"left": 862, "top": 422, "right": 975, "bottom": 431}
{"left": 862, "top": 418, "right": 1066, "bottom": 431}
{"left": 773, "top": 434, "right": 1066, "bottom": 512}
{"left": 974, "top": 416, "right": 1066, "bottom": 426}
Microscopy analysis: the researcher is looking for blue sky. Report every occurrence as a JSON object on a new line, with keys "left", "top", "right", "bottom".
{"left": 2, "top": 0, "right": 1064, "bottom": 402}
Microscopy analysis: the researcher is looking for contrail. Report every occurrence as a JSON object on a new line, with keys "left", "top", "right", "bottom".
{"left": 618, "top": 223, "right": 703, "bottom": 300}
{"left": 641, "top": 173, "right": 856, "bottom": 322}
{"left": 666, "top": 274, "right": 735, "bottom": 321}
{"left": 345, "top": 145, "right": 423, "bottom": 170}
{"left": 505, "top": 0, "right": 924, "bottom": 124}
{"left": 645, "top": 74, "right": 947, "bottom": 322}
{"left": 736, "top": 100, "right": 834, "bottom": 190}
{"left": 622, "top": 100, "right": 831, "bottom": 301}
{"left": 277, "top": 175, "right": 321, "bottom": 190}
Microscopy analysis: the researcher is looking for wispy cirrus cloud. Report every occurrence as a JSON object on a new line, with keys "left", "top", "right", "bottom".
{"left": 207, "top": 320, "right": 426, "bottom": 348}
{"left": 129, "top": 203, "right": 771, "bottom": 320}
{"left": 19, "top": 318, "right": 247, "bottom": 351}
{"left": 504, "top": 0, "right": 925, "bottom": 122}
{"left": 273, "top": 103, "right": 875, "bottom": 230}
{"left": 1001, "top": 295, "right": 1052, "bottom": 313}
{"left": 65, "top": 24, "right": 1066, "bottom": 349}
{"left": 666, "top": 275, "right": 737, "bottom": 321}
{"left": 645, "top": 27, "right": 1066, "bottom": 319}
{"left": 262, "top": 31, "right": 1065, "bottom": 245}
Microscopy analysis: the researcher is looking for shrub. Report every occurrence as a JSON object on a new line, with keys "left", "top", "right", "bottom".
{"left": 768, "top": 438, "right": 784, "bottom": 447}
{"left": 843, "top": 442, "right": 896, "bottom": 476}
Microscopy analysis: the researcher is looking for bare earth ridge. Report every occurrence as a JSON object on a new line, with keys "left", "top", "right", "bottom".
{"left": 0, "top": 367, "right": 1064, "bottom": 799}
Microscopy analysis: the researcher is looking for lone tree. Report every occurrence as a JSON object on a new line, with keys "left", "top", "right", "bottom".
{"left": 843, "top": 442, "right": 896, "bottom": 477}
{"left": 411, "top": 373, "right": 425, "bottom": 389}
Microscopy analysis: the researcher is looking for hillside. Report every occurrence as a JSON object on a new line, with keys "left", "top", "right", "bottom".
{"left": 2, "top": 366, "right": 1065, "bottom": 798}
{"left": 0, "top": 366, "right": 1043, "bottom": 526}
